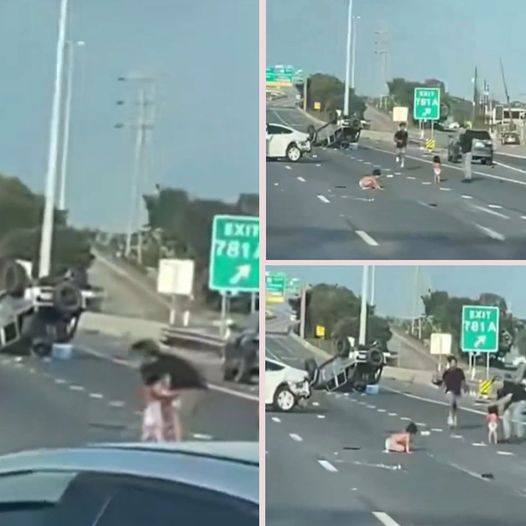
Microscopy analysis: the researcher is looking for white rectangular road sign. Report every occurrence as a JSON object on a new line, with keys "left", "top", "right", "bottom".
{"left": 157, "top": 259, "right": 194, "bottom": 296}
{"left": 430, "top": 333, "right": 452, "bottom": 355}
{"left": 392, "top": 106, "right": 408, "bottom": 123}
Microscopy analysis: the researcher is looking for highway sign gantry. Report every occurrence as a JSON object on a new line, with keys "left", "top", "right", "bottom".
{"left": 209, "top": 215, "right": 259, "bottom": 292}
{"left": 413, "top": 87, "right": 441, "bottom": 121}
{"left": 461, "top": 305, "right": 499, "bottom": 353}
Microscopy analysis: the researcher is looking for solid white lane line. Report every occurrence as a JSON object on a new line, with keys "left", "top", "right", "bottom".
{"left": 494, "top": 160, "right": 526, "bottom": 174}
{"left": 372, "top": 511, "right": 401, "bottom": 526}
{"left": 297, "top": 176, "right": 306, "bottom": 182}
{"left": 473, "top": 223, "right": 506, "bottom": 241}
{"left": 471, "top": 204, "right": 510, "bottom": 219}
{"left": 356, "top": 230, "right": 379, "bottom": 246}
{"left": 317, "top": 195, "right": 330, "bottom": 203}
{"left": 271, "top": 417, "right": 281, "bottom": 423}
{"left": 289, "top": 433, "right": 303, "bottom": 442}
{"left": 318, "top": 460, "right": 338, "bottom": 473}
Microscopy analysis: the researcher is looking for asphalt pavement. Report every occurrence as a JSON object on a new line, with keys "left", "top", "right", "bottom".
{"left": 267, "top": 104, "right": 526, "bottom": 259}
{"left": 266, "top": 334, "right": 526, "bottom": 525}
{"left": 0, "top": 330, "right": 257, "bottom": 456}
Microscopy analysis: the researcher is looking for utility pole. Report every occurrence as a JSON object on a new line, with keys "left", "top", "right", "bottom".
{"left": 359, "top": 265, "right": 369, "bottom": 346}
{"left": 369, "top": 265, "right": 375, "bottom": 307}
{"left": 350, "top": 15, "right": 360, "bottom": 90}
{"left": 39, "top": 0, "right": 69, "bottom": 278}
{"left": 343, "top": 0, "right": 353, "bottom": 117}
{"left": 58, "top": 39, "right": 85, "bottom": 212}
{"left": 303, "top": 75, "right": 308, "bottom": 112}
{"left": 472, "top": 66, "right": 478, "bottom": 125}
{"left": 300, "top": 285, "right": 307, "bottom": 339}
{"left": 119, "top": 77, "right": 156, "bottom": 261}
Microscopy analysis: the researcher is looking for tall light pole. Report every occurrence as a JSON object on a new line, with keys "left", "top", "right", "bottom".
{"left": 39, "top": 0, "right": 69, "bottom": 278}
{"left": 58, "top": 39, "right": 85, "bottom": 212}
{"left": 343, "top": 0, "right": 353, "bottom": 117}
{"left": 116, "top": 76, "right": 156, "bottom": 261}
{"left": 359, "top": 265, "right": 369, "bottom": 345}
{"left": 351, "top": 15, "right": 360, "bottom": 90}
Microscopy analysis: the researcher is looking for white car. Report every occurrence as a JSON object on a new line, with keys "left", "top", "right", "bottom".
{"left": 265, "top": 358, "right": 311, "bottom": 412}
{"left": 266, "top": 123, "right": 311, "bottom": 162}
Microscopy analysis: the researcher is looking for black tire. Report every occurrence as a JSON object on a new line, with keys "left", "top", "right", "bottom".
{"left": 0, "top": 260, "right": 28, "bottom": 298}
{"left": 368, "top": 349, "right": 384, "bottom": 368}
{"left": 31, "top": 338, "right": 52, "bottom": 358}
{"left": 333, "top": 337, "right": 350, "bottom": 358}
{"left": 223, "top": 365, "right": 235, "bottom": 382}
{"left": 52, "top": 282, "right": 82, "bottom": 315}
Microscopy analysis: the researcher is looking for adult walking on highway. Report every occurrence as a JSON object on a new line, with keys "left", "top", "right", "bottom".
{"left": 442, "top": 355, "right": 467, "bottom": 428}
{"left": 459, "top": 126, "right": 473, "bottom": 182}
{"left": 495, "top": 378, "right": 526, "bottom": 443}
{"left": 394, "top": 122, "right": 408, "bottom": 168}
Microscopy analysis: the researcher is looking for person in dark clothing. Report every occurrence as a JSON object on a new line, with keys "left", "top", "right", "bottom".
{"left": 442, "top": 356, "right": 467, "bottom": 428}
{"left": 495, "top": 380, "right": 526, "bottom": 442}
{"left": 459, "top": 128, "right": 473, "bottom": 182}
{"left": 394, "top": 122, "right": 409, "bottom": 168}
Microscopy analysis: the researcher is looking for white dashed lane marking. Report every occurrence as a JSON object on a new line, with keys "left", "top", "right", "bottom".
{"left": 472, "top": 204, "right": 510, "bottom": 220}
{"left": 317, "top": 415, "right": 326, "bottom": 419}
{"left": 109, "top": 401, "right": 125, "bottom": 408}
{"left": 317, "top": 195, "right": 330, "bottom": 203}
{"left": 318, "top": 460, "right": 338, "bottom": 473}
{"left": 69, "top": 385, "right": 85, "bottom": 392}
{"left": 89, "top": 393, "right": 104, "bottom": 399}
{"left": 271, "top": 417, "right": 281, "bottom": 423}
{"left": 497, "top": 451, "right": 514, "bottom": 456}
{"left": 373, "top": 511, "right": 401, "bottom": 526}
{"left": 54, "top": 379, "right": 67, "bottom": 385}
{"left": 289, "top": 433, "right": 303, "bottom": 442}
{"left": 473, "top": 223, "right": 506, "bottom": 241}
{"left": 356, "top": 230, "right": 379, "bottom": 247}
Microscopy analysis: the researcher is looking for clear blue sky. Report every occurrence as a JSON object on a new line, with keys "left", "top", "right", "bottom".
{"left": 267, "top": 0, "right": 524, "bottom": 100}
{"left": 0, "top": 0, "right": 258, "bottom": 230}
{"left": 268, "top": 265, "right": 526, "bottom": 319}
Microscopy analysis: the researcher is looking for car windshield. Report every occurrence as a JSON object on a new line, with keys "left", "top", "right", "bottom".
{"left": 0, "top": 0, "right": 258, "bottom": 520}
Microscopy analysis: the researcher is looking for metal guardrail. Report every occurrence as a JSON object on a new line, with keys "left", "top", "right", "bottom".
{"left": 160, "top": 326, "right": 225, "bottom": 351}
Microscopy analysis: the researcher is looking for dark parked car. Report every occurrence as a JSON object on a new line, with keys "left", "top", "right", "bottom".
{"left": 447, "top": 129, "right": 493, "bottom": 164}
{"left": 222, "top": 314, "right": 259, "bottom": 383}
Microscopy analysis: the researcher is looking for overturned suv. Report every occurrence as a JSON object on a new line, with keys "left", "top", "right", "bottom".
{"left": 307, "top": 337, "right": 385, "bottom": 393}
{"left": 0, "top": 258, "right": 84, "bottom": 357}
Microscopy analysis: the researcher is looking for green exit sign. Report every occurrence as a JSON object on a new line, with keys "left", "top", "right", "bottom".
{"left": 266, "top": 272, "right": 286, "bottom": 294}
{"left": 209, "top": 215, "right": 259, "bottom": 292}
{"left": 413, "top": 87, "right": 440, "bottom": 121}
{"left": 461, "top": 305, "right": 499, "bottom": 353}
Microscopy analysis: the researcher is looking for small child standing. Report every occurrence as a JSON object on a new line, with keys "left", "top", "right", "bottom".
{"left": 384, "top": 422, "right": 418, "bottom": 454}
{"left": 432, "top": 155, "right": 442, "bottom": 184}
{"left": 486, "top": 406, "right": 499, "bottom": 445}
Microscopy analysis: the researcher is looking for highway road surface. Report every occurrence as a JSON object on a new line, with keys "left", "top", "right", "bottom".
{"left": 266, "top": 334, "right": 526, "bottom": 525}
{"left": 267, "top": 103, "right": 526, "bottom": 260}
{"left": 0, "top": 329, "right": 257, "bottom": 456}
